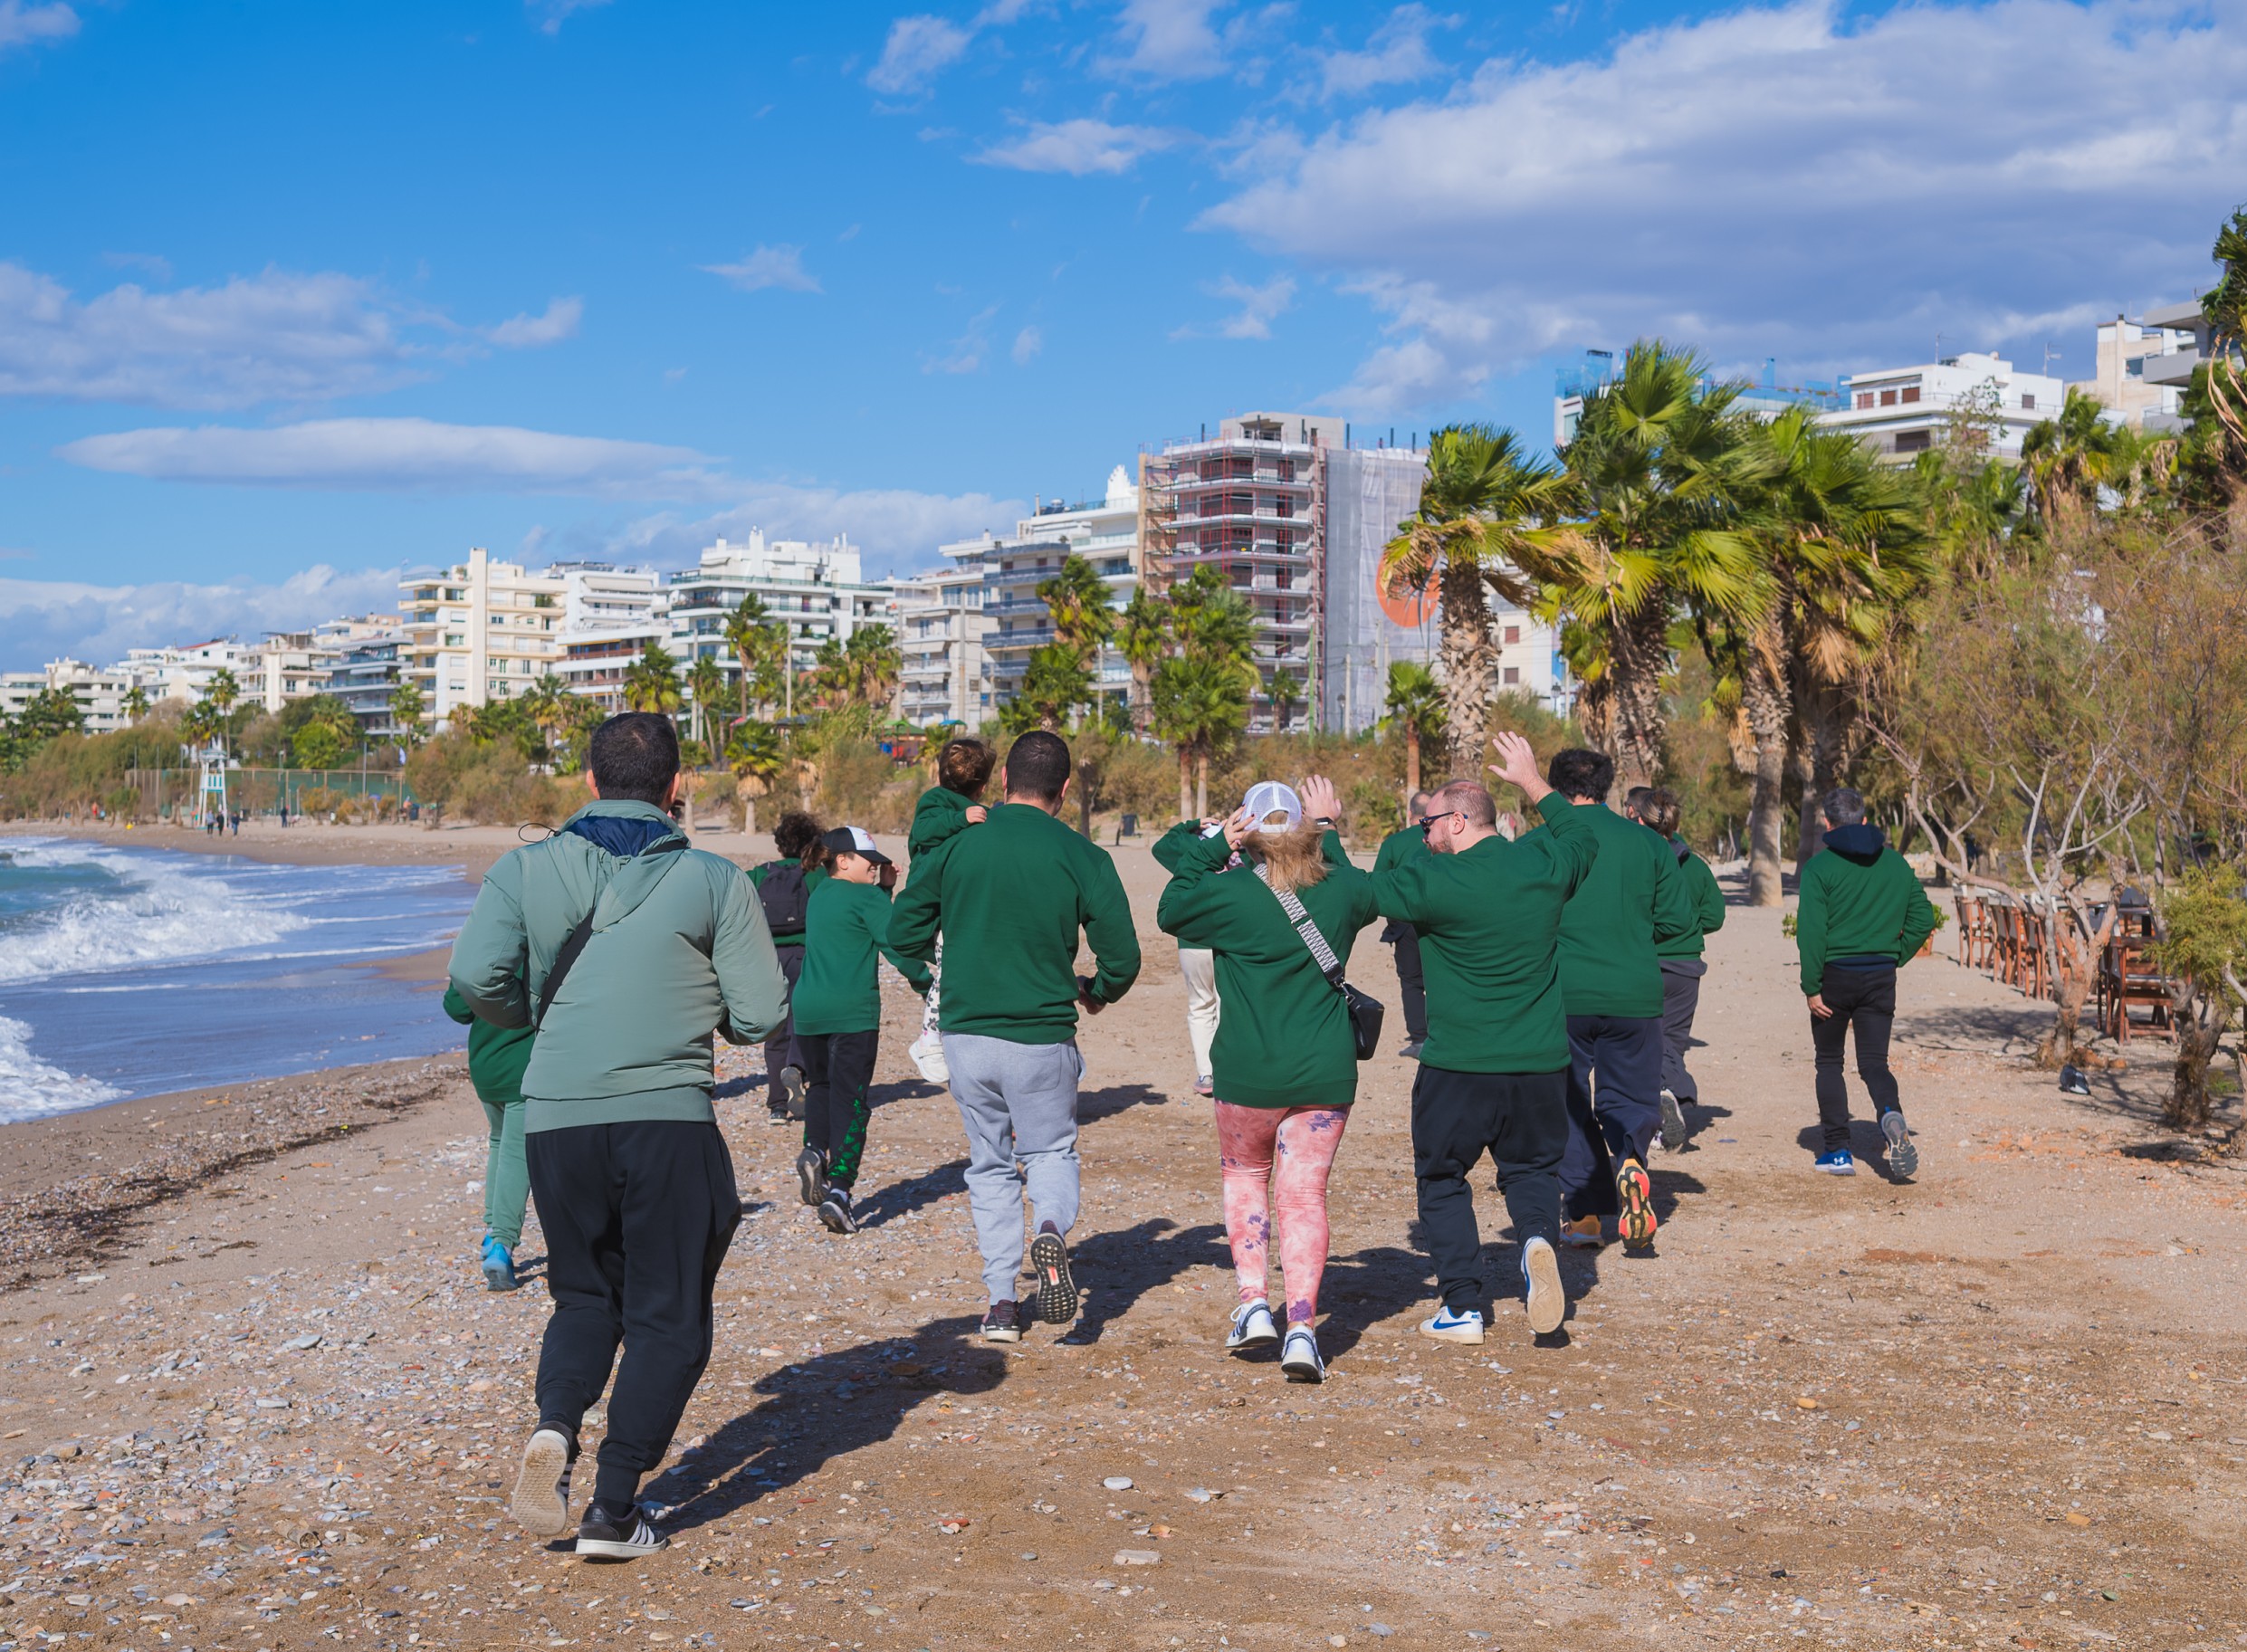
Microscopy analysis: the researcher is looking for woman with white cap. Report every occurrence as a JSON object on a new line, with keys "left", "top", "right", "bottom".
{"left": 1153, "top": 775, "right": 1377, "bottom": 1381}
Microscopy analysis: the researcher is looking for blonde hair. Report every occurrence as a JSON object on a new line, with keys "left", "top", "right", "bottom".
{"left": 1249, "top": 825, "right": 1330, "bottom": 895}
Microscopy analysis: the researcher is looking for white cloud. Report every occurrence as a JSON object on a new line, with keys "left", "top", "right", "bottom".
{"left": 1315, "top": 5, "right": 1446, "bottom": 99}
{"left": 1104, "top": 0, "right": 1230, "bottom": 80}
{"left": 57, "top": 418, "right": 728, "bottom": 498}
{"left": 0, "top": 263, "right": 581, "bottom": 410}
{"left": 602, "top": 484, "right": 1030, "bottom": 573}
{"left": 700, "top": 245, "right": 822, "bottom": 294}
{"left": 527, "top": 0, "right": 611, "bottom": 35}
{"left": 484, "top": 296, "right": 583, "bottom": 348}
{"left": 867, "top": 14, "right": 973, "bottom": 94}
{"left": 0, "top": 565, "right": 406, "bottom": 673}
{"left": 974, "top": 118, "right": 1179, "bottom": 175}
{"left": 1011, "top": 324, "right": 1044, "bottom": 364}
{"left": 1205, "top": 0, "right": 2247, "bottom": 412}
{"left": 0, "top": 1, "right": 76, "bottom": 55}
{"left": 1173, "top": 273, "right": 1296, "bottom": 339}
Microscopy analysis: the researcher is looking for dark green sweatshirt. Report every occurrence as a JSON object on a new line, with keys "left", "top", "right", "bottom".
{"left": 442, "top": 983, "right": 533, "bottom": 1108}
{"left": 889, "top": 801, "right": 1142, "bottom": 1044}
{"left": 747, "top": 856, "right": 828, "bottom": 946}
{"left": 1795, "top": 824, "right": 1936, "bottom": 992}
{"left": 793, "top": 877, "right": 933, "bottom": 1035}
{"left": 909, "top": 786, "right": 980, "bottom": 860}
{"left": 1372, "top": 826, "right": 1426, "bottom": 875}
{"left": 1153, "top": 825, "right": 1378, "bottom": 1109}
{"left": 1659, "top": 836, "right": 1727, "bottom": 960}
{"left": 1548, "top": 803, "right": 1699, "bottom": 1017}
{"left": 1372, "top": 794, "right": 1598, "bottom": 1074}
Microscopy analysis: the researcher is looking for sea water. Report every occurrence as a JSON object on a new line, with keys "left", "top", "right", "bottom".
{"left": 0, "top": 836, "right": 475, "bottom": 1120}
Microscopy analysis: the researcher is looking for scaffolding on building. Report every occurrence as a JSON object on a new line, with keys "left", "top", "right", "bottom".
{"left": 1135, "top": 449, "right": 1182, "bottom": 596}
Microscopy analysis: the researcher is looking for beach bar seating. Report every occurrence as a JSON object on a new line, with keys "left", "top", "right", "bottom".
{"left": 2100, "top": 936, "right": 2176, "bottom": 1045}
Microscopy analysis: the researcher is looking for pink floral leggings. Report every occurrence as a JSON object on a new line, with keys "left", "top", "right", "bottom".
{"left": 1213, "top": 1101, "right": 1351, "bottom": 1325}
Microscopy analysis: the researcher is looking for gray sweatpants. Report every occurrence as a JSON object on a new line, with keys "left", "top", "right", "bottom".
{"left": 1659, "top": 960, "right": 1707, "bottom": 1102}
{"left": 942, "top": 1032, "right": 1085, "bottom": 1304}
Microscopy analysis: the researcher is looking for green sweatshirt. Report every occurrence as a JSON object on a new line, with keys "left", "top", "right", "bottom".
{"left": 1795, "top": 824, "right": 1936, "bottom": 993}
{"left": 448, "top": 799, "right": 790, "bottom": 1132}
{"left": 1546, "top": 803, "right": 1699, "bottom": 1017}
{"left": 1372, "top": 793, "right": 1598, "bottom": 1074}
{"left": 1372, "top": 825, "right": 1426, "bottom": 876}
{"left": 792, "top": 877, "right": 933, "bottom": 1036}
{"left": 889, "top": 800, "right": 1142, "bottom": 1044}
{"left": 442, "top": 983, "right": 533, "bottom": 1107}
{"left": 1658, "top": 837, "right": 1727, "bottom": 960}
{"left": 1153, "top": 826, "right": 1379, "bottom": 1109}
{"left": 747, "top": 856, "right": 829, "bottom": 946}
{"left": 909, "top": 786, "right": 980, "bottom": 860}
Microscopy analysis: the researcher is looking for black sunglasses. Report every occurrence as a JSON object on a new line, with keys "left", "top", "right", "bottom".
{"left": 1417, "top": 810, "right": 1461, "bottom": 831}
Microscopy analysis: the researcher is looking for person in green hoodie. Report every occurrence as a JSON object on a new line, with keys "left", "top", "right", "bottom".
{"left": 747, "top": 811, "right": 829, "bottom": 1124}
{"left": 888, "top": 731, "right": 1141, "bottom": 1345}
{"left": 1372, "top": 790, "right": 1432, "bottom": 1057}
{"left": 1156, "top": 776, "right": 1373, "bottom": 1383}
{"left": 791, "top": 826, "right": 932, "bottom": 1235}
{"left": 1544, "top": 749, "right": 1698, "bottom": 1254}
{"left": 1624, "top": 786, "right": 1726, "bottom": 1145}
{"left": 442, "top": 983, "right": 535, "bottom": 1292}
{"left": 451, "top": 712, "right": 789, "bottom": 1561}
{"left": 904, "top": 738, "right": 994, "bottom": 1084}
{"left": 1372, "top": 733, "right": 1597, "bottom": 1348}
{"left": 1797, "top": 787, "right": 1936, "bottom": 1179}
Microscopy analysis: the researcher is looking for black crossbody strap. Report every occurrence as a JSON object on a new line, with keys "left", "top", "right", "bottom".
{"left": 1256, "top": 863, "right": 1346, "bottom": 990}
{"left": 533, "top": 839, "right": 688, "bottom": 1027}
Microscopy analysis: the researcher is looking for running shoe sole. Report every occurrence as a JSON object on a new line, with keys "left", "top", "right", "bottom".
{"left": 1279, "top": 1331, "right": 1324, "bottom": 1382}
{"left": 818, "top": 1195, "right": 856, "bottom": 1235}
{"left": 980, "top": 1317, "right": 1021, "bottom": 1344}
{"left": 1882, "top": 1112, "right": 1918, "bottom": 1180}
{"left": 509, "top": 1428, "right": 574, "bottom": 1538}
{"left": 1524, "top": 1241, "right": 1565, "bottom": 1335}
{"left": 796, "top": 1147, "right": 826, "bottom": 1208}
{"left": 1227, "top": 1304, "right": 1279, "bottom": 1351}
{"left": 1658, "top": 1090, "right": 1688, "bottom": 1151}
{"left": 483, "top": 1265, "right": 519, "bottom": 1293}
{"left": 576, "top": 1526, "right": 669, "bottom": 1560}
{"left": 1030, "top": 1230, "right": 1079, "bottom": 1325}
{"left": 1418, "top": 1315, "right": 1486, "bottom": 1345}
{"left": 1617, "top": 1160, "right": 1657, "bottom": 1248}
{"left": 779, "top": 1066, "right": 808, "bottom": 1121}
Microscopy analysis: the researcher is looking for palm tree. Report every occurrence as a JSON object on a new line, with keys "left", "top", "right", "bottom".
{"left": 1550, "top": 340, "right": 1767, "bottom": 796}
{"left": 1152, "top": 652, "right": 1248, "bottom": 819}
{"left": 1037, "top": 555, "right": 1115, "bottom": 653}
{"left": 726, "top": 718, "right": 786, "bottom": 835}
{"left": 723, "top": 595, "right": 779, "bottom": 717}
{"left": 520, "top": 674, "right": 573, "bottom": 760}
{"left": 1116, "top": 587, "right": 1170, "bottom": 732}
{"left": 388, "top": 681, "right": 427, "bottom": 749}
{"left": 685, "top": 655, "right": 727, "bottom": 749}
{"left": 1007, "top": 642, "right": 1096, "bottom": 735}
{"left": 844, "top": 625, "right": 903, "bottom": 709}
{"left": 120, "top": 685, "right": 150, "bottom": 725}
{"left": 1268, "top": 668, "right": 1305, "bottom": 733}
{"left": 1381, "top": 660, "right": 1445, "bottom": 798}
{"left": 1381, "top": 425, "right": 1572, "bottom": 778}
{"left": 203, "top": 667, "right": 242, "bottom": 751}
{"left": 622, "top": 642, "right": 683, "bottom": 716}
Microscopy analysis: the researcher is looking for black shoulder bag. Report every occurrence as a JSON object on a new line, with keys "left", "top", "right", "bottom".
{"left": 532, "top": 839, "right": 688, "bottom": 1027}
{"left": 1257, "top": 865, "right": 1385, "bottom": 1061}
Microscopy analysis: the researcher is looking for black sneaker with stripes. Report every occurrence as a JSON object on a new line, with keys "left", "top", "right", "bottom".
{"left": 576, "top": 1500, "right": 669, "bottom": 1560}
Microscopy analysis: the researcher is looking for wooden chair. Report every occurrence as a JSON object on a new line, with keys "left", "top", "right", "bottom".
{"left": 2105, "top": 937, "right": 2175, "bottom": 1044}
{"left": 2018, "top": 908, "right": 2051, "bottom": 999}
{"left": 1988, "top": 902, "right": 2021, "bottom": 989}
{"left": 1955, "top": 894, "right": 1992, "bottom": 970}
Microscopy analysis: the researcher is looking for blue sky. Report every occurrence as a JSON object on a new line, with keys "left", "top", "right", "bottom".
{"left": 2, "top": 0, "right": 2242, "bottom": 667}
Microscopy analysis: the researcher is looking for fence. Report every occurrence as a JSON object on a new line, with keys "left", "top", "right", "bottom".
{"left": 117, "top": 766, "right": 416, "bottom": 820}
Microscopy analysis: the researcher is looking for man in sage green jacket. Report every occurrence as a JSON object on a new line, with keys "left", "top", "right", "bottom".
{"left": 450, "top": 713, "right": 788, "bottom": 1561}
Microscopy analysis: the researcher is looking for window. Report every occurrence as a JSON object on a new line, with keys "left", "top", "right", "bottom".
{"left": 1895, "top": 430, "right": 1932, "bottom": 454}
{"left": 1503, "top": 666, "right": 1521, "bottom": 686}
{"left": 1879, "top": 389, "right": 1898, "bottom": 407}
{"left": 1503, "top": 625, "right": 1521, "bottom": 645}
{"left": 1854, "top": 391, "right": 1873, "bottom": 409}
{"left": 2021, "top": 393, "right": 2037, "bottom": 411}
{"left": 1900, "top": 387, "right": 1920, "bottom": 404}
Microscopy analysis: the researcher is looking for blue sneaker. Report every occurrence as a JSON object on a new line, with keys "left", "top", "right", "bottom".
{"left": 1813, "top": 1150, "right": 1857, "bottom": 1177}
{"left": 1418, "top": 1304, "right": 1485, "bottom": 1345}
{"left": 481, "top": 1235, "right": 520, "bottom": 1292}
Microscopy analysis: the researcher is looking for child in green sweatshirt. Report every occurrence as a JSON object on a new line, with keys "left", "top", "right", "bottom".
{"left": 906, "top": 738, "right": 995, "bottom": 1082}
{"left": 442, "top": 984, "right": 535, "bottom": 1291}
{"left": 794, "top": 826, "right": 933, "bottom": 1234}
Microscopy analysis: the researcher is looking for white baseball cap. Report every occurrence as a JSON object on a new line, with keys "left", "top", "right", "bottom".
{"left": 821, "top": 825, "right": 893, "bottom": 866}
{"left": 1240, "top": 780, "right": 1302, "bottom": 834}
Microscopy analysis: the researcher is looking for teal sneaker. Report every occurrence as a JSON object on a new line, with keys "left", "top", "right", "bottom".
{"left": 481, "top": 1235, "right": 520, "bottom": 1292}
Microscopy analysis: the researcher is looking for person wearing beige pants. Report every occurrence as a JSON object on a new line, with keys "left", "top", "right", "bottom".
{"left": 1181, "top": 945, "right": 1220, "bottom": 1096}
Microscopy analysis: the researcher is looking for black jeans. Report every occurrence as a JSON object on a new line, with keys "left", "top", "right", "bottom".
{"left": 526, "top": 1119, "right": 742, "bottom": 1512}
{"left": 1384, "top": 921, "right": 1428, "bottom": 1042}
{"left": 1659, "top": 960, "right": 1707, "bottom": 1101}
{"left": 765, "top": 945, "right": 806, "bottom": 1109}
{"left": 1410, "top": 1064, "right": 1568, "bottom": 1313}
{"left": 1813, "top": 964, "right": 1900, "bottom": 1150}
{"left": 1558, "top": 1014, "right": 1665, "bottom": 1219}
{"left": 800, "top": 1027, "right": 879, "bottom": 1188}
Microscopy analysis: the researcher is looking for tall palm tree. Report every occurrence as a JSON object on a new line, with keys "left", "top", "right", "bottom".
{"left": 120, "top": 685, "right": 149, "bottom": 725}
{"left": 1381, "top": 660, "right": 1445, "bottom": 797}
{"left": 622, "top": 642, "right": 682, "bottom": 716}
{"left": 844, "top": 625, "right": 903, "bottom": 709}
{"left": 388, "top": 681, "right": 426, "bottom": 748}
{"left": 519, "top": 673, "right": 572, "bottom": 758}
{"left": 1007, "top": 642, "right": 1096, "bottom": 734}
{"left": 1037, "top": 555, "right": 1115, "bottom": 653}
{"left": 1152, "top": 652, "right": 1248, "bottom": 819}
{"left": 203, "top": 666, "right": 242, "bottom": 752}
{"left": 1550, "top": 340, "right": 1767, "bottom": 796}
{"left": 723, "top": 595, "right": 779, "bottom": 716}
{"left": 727, "top": 718, "right": 786, "bottom": 835}
{"left": 1381, "top": 425, "right": 1572, "bottom": 778}
{"left": 685, "top": 654, "right": 727, "bottom": 749}
{"left": 1116, "top": 587, "right": 1170, "bottom": 732}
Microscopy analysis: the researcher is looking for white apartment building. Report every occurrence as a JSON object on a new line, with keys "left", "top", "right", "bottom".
{"left": 665, "top": 533, "right": 896, "bottom": 711}
{"left": 981, "top": 465, "right": 1142, "bottom": 713}
{"left": 248, "top": 632, "right": 335, "bottom": 712}
{"left": 556, "top": 622, "right": 672, "bottom": 713}
{"left": 319, "top": 616, "right": 411, "bottom": 736}
{"left": 1824, "top": 352, "right": 2064, "bottom": 463}
{"left": 397, "top": 549, "right": 567, "bottom": 722}
{"left": 895, "top": 542, "right": 998, "bottom": 728}
{"left": 117, "top": 638, "right": 252, "bottom": 704}
{"left": 551, "top": 562, "right": 665, "bottom": 635}
{"left": 0, "top": 658, "right": 135, "bottom": 733}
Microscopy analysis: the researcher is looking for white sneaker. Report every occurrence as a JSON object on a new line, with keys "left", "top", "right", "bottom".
{"left": 1279, "top": 1324, "right": 1325, "bottom": 1382}
{"left": 1226, "top": 1300, "right": 1279, "bottom": 1351}
{"left": 509, "top": 1427, "right": 575, "bottom": 1537}
{"left": 1522, "top": 1237, "right": 1565, "bottom": 1335}
{"left": 909, "top": 1030, "right": 949, "bottom": 1084}
{"left": 1419, "top": 1305, "right": 1486, "bottom": 1345}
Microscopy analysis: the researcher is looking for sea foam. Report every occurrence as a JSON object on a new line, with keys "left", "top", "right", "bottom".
{"left": 0, "top": 838, "right": 310, "bottom": 985}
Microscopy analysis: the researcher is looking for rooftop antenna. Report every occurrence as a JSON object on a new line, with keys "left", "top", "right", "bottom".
{"left": 2041, "top": 341, "right": 2062, "bottom": 376}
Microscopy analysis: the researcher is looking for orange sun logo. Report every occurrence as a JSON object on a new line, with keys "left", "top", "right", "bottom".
{"left": 1377, "top": 565, "right": 1437, "bottom": 629}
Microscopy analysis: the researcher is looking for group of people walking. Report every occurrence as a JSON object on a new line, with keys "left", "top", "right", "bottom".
{"left": 443, "top": 711, "right": 1936, "bottom": 1558}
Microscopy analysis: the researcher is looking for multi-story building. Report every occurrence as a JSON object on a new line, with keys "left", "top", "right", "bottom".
{"left": 1824, "top": 352, "right": 2063, "bottom": 463}
{"left": 895, "top": 540, "right": 998, "bottom": 728}
{"left": 980, "top": 465, "right": 1141, "bottom": 713}
{"left": 664, "top": 533, "right": 896, "bottom": 712}
{"left": 550, "top": 562, "right": 665, "bottom": 635}
{"left": 2073, "top": 302, "right": 2203, "bottom": 432}
{"left": 320, "top": 616, "right": 412, "bottom": 738}
{"left": 397, "top": 549, "right": 567, "bottom": 723}
{"left": 0, "top": 659, "right": 135, "bottom": 733}
{"left": 117, "top": 638, "right": 252, "bottom": 704}
{"left": 248, "top": 631, "right": 336, "bottom": 712}
{"left": 1554, "top": 351, "right": 1845, "bottom": 447}
{"left": 556, "top": 622, "right": 673, "bottom": 714}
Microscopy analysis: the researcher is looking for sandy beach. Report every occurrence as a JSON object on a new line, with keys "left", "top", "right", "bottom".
{"left": 0, "top": 816, "right": 2240, "bottom": 1650}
